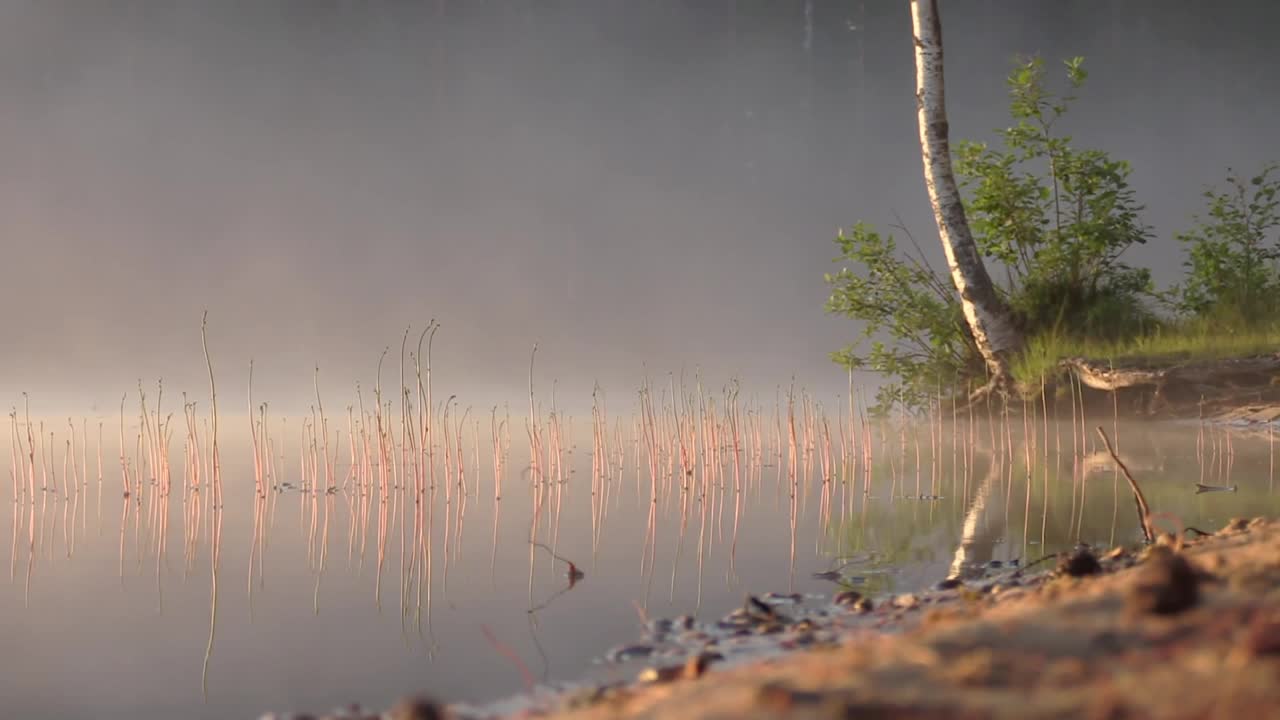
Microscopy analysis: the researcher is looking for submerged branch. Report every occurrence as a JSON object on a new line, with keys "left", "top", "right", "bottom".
{"left": 532, "top": 542, "right": 585, "bottom": 579}
{"left": 1095, "top": 426, "right": 1154, "bottom": 543}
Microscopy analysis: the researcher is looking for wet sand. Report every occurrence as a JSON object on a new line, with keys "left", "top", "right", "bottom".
{"left": 277, "top": 515, "right": 1280, "bottom": 720}
{"left": 518, "top": 516, "right": 1280, "bottom": 720}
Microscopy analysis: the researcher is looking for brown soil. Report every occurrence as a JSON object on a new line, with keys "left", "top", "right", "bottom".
{"left": 1214, "top": 403, "right": 1280, "bottom": 428}
{"left": 504, "top": 517, "right": 1280, "bottom": 720}
{"left": 1056, "top": 353, "right": 1280, "bottom": 421}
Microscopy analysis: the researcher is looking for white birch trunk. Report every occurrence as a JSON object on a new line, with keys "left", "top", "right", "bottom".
{"left": 910, "top": 0, "right": 1022, "bottom": 389}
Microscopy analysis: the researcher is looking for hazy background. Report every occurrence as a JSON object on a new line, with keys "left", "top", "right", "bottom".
{"left": 1, "top": 1, "right": 1276, "bottom": 413}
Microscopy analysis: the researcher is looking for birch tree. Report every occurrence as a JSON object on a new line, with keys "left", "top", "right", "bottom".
{"left": 910, "top": 0, "right": 1023, "bottom": 394}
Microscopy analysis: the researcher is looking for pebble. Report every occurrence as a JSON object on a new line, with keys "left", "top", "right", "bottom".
{"left": 1058, "top": 545, "right": 1102, "bottom": 577}
{"left": 637, "top": 650, "right": 722, "bottom": 685}
{"left": 752, "top": 621, "right": 784, "bottom": 635}
{"left": 389, "top": 697, "right": 444, "bottom": 720}
{"left": 755, "top": 683, "right": 827, "bottom": 711}
{"left": 718, "top": 612, "right": 753, "bottom": 630}
{"left": 683, "top": 652, "right": 717, "bottom": 678}
{"left": 677, "top": 630, "right": 711, "bottom": 644}
{"left": 892, "top": 593, "right": 919, "bottom": 609}
{"left": 1102, "top": 546, "right": 1128, "bottom": 561}
{"left": 646, "top": 618, "right": 674, "bottom": 635}
{"left": 1127, "top": 545, "right": 1199, "bottom": 615}
{"left": 745, "top": 594, "right": 778, "bottom": 618}
{"left": 1223, "top": 517, "right": 1251, "bottom": 533}
{"left": 605, "top": 644, "right": 655, "bottom": 663}
{"left": 1242, "top": 615, "right": 1280, "bottom": 656}
{"left": 833, "top": 590, "right": 863, "bottom": 605}
{"left": 637, "top": 665, "right": 678, "bottom": 684}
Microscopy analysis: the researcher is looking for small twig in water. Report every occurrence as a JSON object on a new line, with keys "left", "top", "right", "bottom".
{"left": 532, "top": 541, "right": 585, "bottom": 579}
{"left": 1095, "top": 427, "right": 1154, "bottom": 543}
{"left": 527, "top": 580, "right": 580, "bottom": 614}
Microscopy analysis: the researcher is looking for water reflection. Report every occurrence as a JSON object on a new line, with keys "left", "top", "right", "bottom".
{"left": 3, "top": 388, "right": 1278, "bottom": 719}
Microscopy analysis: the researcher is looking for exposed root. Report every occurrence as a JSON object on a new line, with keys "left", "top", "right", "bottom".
{"left": 961, "top": 373, "right": 1015, "bottom": 411}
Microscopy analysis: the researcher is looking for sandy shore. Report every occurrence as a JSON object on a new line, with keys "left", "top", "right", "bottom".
{"left": 512, "top": 516, "right": 1280, "bottom": 720}
{"left": 279, "top": 515, "right": 1280, "bottom": 720}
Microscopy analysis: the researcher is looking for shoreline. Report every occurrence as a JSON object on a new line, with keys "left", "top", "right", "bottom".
{"left": 273, "top": 514, "right": 1280, "bottom": 720}
{"left": 487, "top": 516, "right": 1280, "bottom": 719}
{"left": 263, "top": 392, "right": 1280, "bottom": 720}
{"left": 1051, "top": 352, "right": 1280, "bottom": 423}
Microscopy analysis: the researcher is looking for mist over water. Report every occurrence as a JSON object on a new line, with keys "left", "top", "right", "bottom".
{"left": 2, "top": 1, "right": 1277, "bottom": 410}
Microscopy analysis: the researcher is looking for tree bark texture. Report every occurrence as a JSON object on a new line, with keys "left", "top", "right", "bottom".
{"left": 910, "top": 0, "right": 1023, "bottom": 391}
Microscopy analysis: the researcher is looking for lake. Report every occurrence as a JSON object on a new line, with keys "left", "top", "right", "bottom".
{"left": 4, "top": 403, "right": 1277, "bottom": 718}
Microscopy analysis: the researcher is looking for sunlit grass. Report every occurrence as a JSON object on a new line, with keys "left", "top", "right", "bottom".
{"left": 1012, "top": 322, "right": 1280, "bottom": 388}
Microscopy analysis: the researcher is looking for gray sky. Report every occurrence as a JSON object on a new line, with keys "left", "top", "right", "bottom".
{"left": 2, "top": 1, "right": 1276, "bottom": 413}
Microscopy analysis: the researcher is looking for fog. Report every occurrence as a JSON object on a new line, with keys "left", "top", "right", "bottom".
{"left": 2, "top": 1, "right": 1276, "bottom": 412}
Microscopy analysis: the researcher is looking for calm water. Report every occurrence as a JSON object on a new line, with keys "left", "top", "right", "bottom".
{"left": 3, "top": 413, "right": 1277, "bottom": 718}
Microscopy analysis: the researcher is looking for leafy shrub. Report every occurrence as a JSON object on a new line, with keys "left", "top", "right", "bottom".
{"left": 824, "top": 223, "right": 979, "bottom": 413}
{"left": 955, "top": 56, "right": 1156, "bottom": 341}
{"left": 1176, "top": 163, "right": 1280, "bottom": 325}
{"left": 826, "top": 57, "right": 1158, "bottom": 410}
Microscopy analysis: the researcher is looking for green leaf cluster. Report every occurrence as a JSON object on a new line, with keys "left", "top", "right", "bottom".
{"left": 1175, "top": 164, "right": 1280, "bottom": 324}
{"left": 824, "top": 223, "right": 977, "bottom": 413}
{"left": 955, "top": 56, "right": 1155, "bottom": 340}
{"left": 826, "top": 57, "right": 1156, "bottom": 411}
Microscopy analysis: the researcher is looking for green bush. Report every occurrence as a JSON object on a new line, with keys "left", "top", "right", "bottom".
{"left": 1176, "top": 163, "right": 1280, "bottom": 326}
{"left": 955, "top": 56, "right": 1156, "bottom": 341}
{"left": 824, "top": 223, "right": 979, "bottom": 413}
{"left": 826, "top": 57, "right": 1158, "bottom": 410}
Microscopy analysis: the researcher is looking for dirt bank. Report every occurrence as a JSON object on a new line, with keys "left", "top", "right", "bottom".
{"left": 1214, "top": 403, "right": 1280, "bottom": 430}
{"left": 277, "top": 516, "right": 1280, "bottom": 720}
{"left": 1057, "top": 352, "right": 1280, "bottom": 421}
{"left": 509, "top": 517, "right": 1280, "bottom": 720}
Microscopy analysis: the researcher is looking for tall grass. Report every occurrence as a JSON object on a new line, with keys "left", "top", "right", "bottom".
{"left": 1012, "top": 320, "right": 1280, "bottom": 388}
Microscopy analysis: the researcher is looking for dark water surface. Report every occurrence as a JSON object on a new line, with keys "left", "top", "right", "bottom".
{"left": 3, "top": 416, "right": 1277, "bottom": 718}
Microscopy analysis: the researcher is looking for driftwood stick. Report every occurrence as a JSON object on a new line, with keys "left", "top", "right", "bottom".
{"left": 1063, "top": 354, "right": 1280, "bottom": 392}
{"left": 1095, "top": 426, "right": 1154, "bottom": 543}
{"left": 1062, "top": 358, "right": 1166, "bottom": 391}
{"left": 532, "top": 541, "right": 583, "bottom": 577}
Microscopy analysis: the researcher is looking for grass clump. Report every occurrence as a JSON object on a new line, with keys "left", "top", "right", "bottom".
{"left": 1012, "top": 322, "right": 1280, "bottom": 389}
